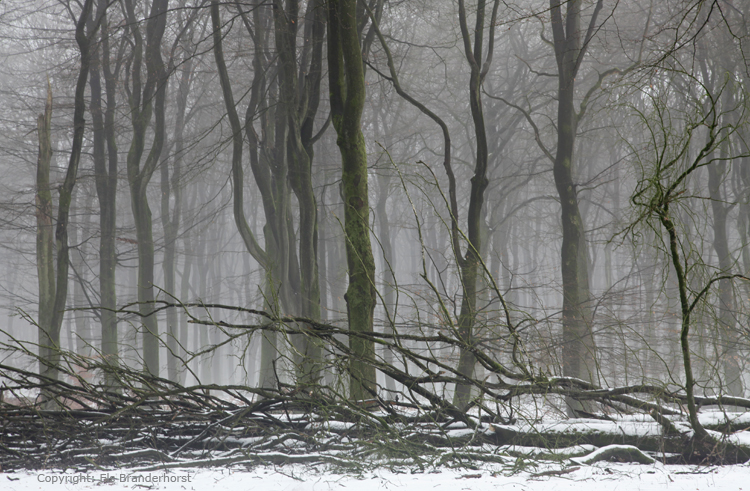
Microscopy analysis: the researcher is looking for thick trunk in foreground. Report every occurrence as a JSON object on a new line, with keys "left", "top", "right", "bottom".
{"left": 327, "top": 0, "right": 377, "bottom": 401}
{"left": 555, "top": 78, "right": 596, "bottom": 402}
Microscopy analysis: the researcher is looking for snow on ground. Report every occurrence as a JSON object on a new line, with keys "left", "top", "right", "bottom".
{"left": 4, "top": 462, "right": 750, "bottom": 491}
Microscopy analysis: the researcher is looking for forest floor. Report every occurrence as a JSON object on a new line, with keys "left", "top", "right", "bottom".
{"left": 4, "top": 361, "right": 750, "bottom": 490}
{"left": 5, "top": 404, "right": 750, "bottom": 489}
{"left": 3, "top": 460, "right": 749, "bottom": 490}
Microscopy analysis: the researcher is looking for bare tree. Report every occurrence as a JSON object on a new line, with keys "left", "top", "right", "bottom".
{"left": 122, "top": 0, "right": 169, "bottom": 376}
{"left": 326, "top": 0, "right": 377, "bottom": 400}
{"left": 36, "top": 0, "right": 95, "bottom": 401}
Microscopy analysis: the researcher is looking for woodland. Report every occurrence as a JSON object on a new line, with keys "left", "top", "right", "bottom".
{"left": 1, "top": 0, "right": 750, "bottom": 473}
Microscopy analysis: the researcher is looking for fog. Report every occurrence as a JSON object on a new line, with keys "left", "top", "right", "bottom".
{"left": 0, "top": 0, "right": 747, "bottom": 417}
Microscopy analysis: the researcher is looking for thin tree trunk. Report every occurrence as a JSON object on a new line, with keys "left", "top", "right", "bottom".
{"left": 36, "top": 81, "right": 56, "bottom": 383}
{"left": 72, "top": 190, "right": 93, "bottom": 358}
{"left": 363, "top": 2, "right": 499, "bottom": 406}
{"left": 708, "top": 149, "right": 742, "bottom": 396}
{"left": 318, "top": 187, "right": 329, "bottom": 322}
{"left": 376, "top": 171, "right": 397, "bottom": 394}
{"left": 452, "top": 0, "right": 499, "bottom": 409}
{"left": 274, "top": 0, "right": 325, "bottom": 387}
{"left": 162, "top": 46, "right": 192, "bottom": 383}
{"left": 123, "top": 0, "right": 169, "bottom": 376}
{"left": 213, "top": 0, "right": 286, "bottom": 390}
{"left": 96, "top": 1, "right": 121, "bottom": 386}
{"left": 36, "top": 1, "right": 95, "bottom": 406}
{"left": 178, "top": 190, "right": 196, "bottom": 385}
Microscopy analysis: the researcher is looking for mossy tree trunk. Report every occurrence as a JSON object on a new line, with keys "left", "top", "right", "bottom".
{"left": 327, "top": 0, "right": 377, "bottom": 401}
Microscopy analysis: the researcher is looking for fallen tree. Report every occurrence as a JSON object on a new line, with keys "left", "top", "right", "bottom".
{"left": 2, "top": 297, "right": 750, "bottom": 471}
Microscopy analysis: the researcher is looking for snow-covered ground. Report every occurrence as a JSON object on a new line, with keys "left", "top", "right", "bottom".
{"left": 4, "top": 462, "right": 749, "bottom": 491}
{"left": 5, "top": 409, "right": 750, "bottom": 489}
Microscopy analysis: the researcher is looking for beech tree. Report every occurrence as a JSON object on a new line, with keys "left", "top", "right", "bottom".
{"left": 0, "top": 0, "right": 745, "bottom": 445}
{"left": 326, "top": 0, "right": 378, "bottom": 400}
{"left": 36, "top": 0, "right": 95, "bottom": 399}
{"left": 122, "top": 0, "right": 169, "bottom": 376}
{"left": 89, "top": 0, "right": 121, "bottom": 387}
{"left": 548, "top": 0, "right": 603, "bottom": 411}
{"left": 212, "top": 0, "right": 328, "bottom": 388}
{"left": 272, "top": 0, "right": 326, "bottom": 386}
{"left": 450, "top": 0, "right": 501, "bottom": 409}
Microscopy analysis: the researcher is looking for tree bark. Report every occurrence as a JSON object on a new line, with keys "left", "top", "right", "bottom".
{"left": 36, "top": 0, "right": 95, "bottom": 404}
{"left": 161, "top": 28, "right": 194, "bottom": 382}
{"left": 90, "top": 0, "right": 120, "bottom": 388}
{"left": 549, "top": 0, "right": 600, "bottom": 414}
{"left": 452, "top": 0, "right": 499, "bottom": 409}
{"left": 327, "top": 0, "right": 377, "bottom": 401}
{"left": 36, "top": 80, "right": 56, "bottom": 383}
{"left": 123, "top": 0, "right": 169, "bottom": 376}
{"left": 273, "top": 0, "right": 325, "bottom": 387}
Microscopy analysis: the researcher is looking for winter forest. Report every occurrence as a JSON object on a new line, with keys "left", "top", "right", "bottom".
{"left": 3, "top": 0, "right": 750, "bottom": 476}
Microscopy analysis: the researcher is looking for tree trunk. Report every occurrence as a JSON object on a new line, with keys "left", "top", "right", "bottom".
{"left": 214, "top": 0, "right": 298, "bottom": 390}
{"left": 161, "top": 46, "right": 192, "bottom": 383}
{"left": 291, "top": 0, "right": 327, "bottom": 387}
{"left": 178, "top": 189, "right": 196, "bottom": 386}
{"left": 36, "top": 81, "right": 56, "bottom": 383}
{"left": 376, "top": 171, "right": 397, "bottom": 394}
{"left": 36, "top": 1, "right": 95, "bottom": 406}
{"left": 452, "top": 0, "right": 498, "bottom": 410}
{"left": 549, "top": 0, "right": 600, "bottom": 414}
{"left": 123, "top": 0, "right": 169, "bottom": 376}
{"left": 272, "top": 0, "right": 329, "bottom": 387}
{"left": 92, "top": 1, "right": 121, "bottom": 387}
{"left": 318, "top": 188, "right": 329, "bottom": 322}
{"left": 708, "top": 150, "right": 742, "bottom": 396}
{"left": 71, "top": 190, "right": 93, "bottom": 359}
{"left": 363, "top": 2, "right": 496, "bottom": 407}
{"left": 327, "top": 0, "right": 377, "bottom": 401}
